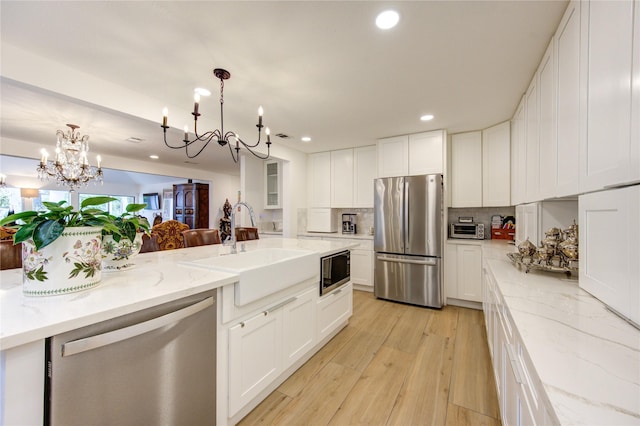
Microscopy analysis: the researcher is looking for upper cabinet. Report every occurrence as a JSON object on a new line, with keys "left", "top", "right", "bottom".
{"left": 264, "top": 160, "right": 282, "bottom": 209}
{"left": 308, "top": 145, "right": 377, "bottom": 209}
{"left": 377, "top": 130, "right": 444, "bottom": 178}
{"left": 308, "top": 152, "right": 331, "bottom": 208}
{"left": 511, "top": 96, "right": 526, "bottom": 205}
{"left": 450, "top": 123, "right": 510, "bottom": 208}
{"left": 450, "top": 131, "right": 482, "bottom": 207}
{"left": 353, "top": 145, "right": 377, "bottom": 208}
{"left": 525, "top": 63, "right": 541, "bottom": 203}
{"left": 580, "top": 0, "right": 637, "bottom": 191}
{"left": 330, "top": 149, "right": 354, "bottom": 208}
{"left": 482, "top": 121, "right": 511, "bottom": 207}
{"left": 555, "top": 0, "right": 581, "bottom": 197}
{"left": 537, "top": 41, "right": 557, "bottom": 200}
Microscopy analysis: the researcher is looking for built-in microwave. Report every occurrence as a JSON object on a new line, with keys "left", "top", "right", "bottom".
{"left": 320, "top": 250, "right": 350, "bottom": 296}
{"left": 450, "top": 223, "right": 485, "bottom": 240}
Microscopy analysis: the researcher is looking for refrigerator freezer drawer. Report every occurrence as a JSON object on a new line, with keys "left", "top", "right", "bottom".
{"left": 374, "top": 254, "right": 442, "bottom": 308}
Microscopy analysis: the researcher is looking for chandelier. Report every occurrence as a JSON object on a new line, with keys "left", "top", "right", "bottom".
{"left": 37, "top": 124, "right": 103, "bottom": 191}
{"left": 161, "top": 68, "right": 271, "bottom": 163}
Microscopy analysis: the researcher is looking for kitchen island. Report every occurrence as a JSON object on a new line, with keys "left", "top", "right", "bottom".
{"left": 0, "top": 238, "right": 356, "bottom": 425}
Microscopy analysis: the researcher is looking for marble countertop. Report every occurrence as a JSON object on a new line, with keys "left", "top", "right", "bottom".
{"left": 0, "top": 238, "right": 355, "bottom": 351}
{"left": 483, "top": 241, "right": 640, "bottom": 425}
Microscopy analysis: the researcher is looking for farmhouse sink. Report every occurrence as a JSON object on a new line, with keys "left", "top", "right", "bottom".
{"left": 183, "top": 248, "right": 319, "bottom": 306}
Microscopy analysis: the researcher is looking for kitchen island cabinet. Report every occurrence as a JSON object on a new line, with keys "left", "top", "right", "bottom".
{"left": 0, "top": 238, "right": 356, "bottom": 426}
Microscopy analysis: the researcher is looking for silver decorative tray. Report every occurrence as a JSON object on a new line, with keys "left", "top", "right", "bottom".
{"left": 507, "top": 252, "right": 578, "bottom": 278}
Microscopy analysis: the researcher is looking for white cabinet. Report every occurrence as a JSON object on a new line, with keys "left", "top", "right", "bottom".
{"left": 515, "top": 203, "right": 539, "bottom": 246}
{"left": 317, "top": 283, "right": 353, "bottom": 342}
{"left": 377, "top": 135, "right": 408, "bottom": 178}
{"left": 511, "top": 96, "right": 527, "bottom": 205}
{"left": 450, "top": 131, "right": 483, "bottom": 207}
{"left": 580, "top": 0, "right": 636, "bottom": 191}
{"left": 228, "top": 307, "right": 283, "bottom": 416}
{"left": 322, "top": 237, "right": 373, "bottom": 289}
{"left": 282, "top": 287, "right": 317, "bottom": 367}
{"left": 538, "top": 40, "right": 557, "bottom": 200}
{"left": 408, "top": 131, "right": 444, "bottom": 175}
{"left": 308, "top": 152, "right": 331, "bottom": 207}
{"left": 525, "top": 64, "right": 541, "bottom": 203}
{"left": 330, "top": 149, "right": 354, "bottom": 208}
{"left": 445, "top": 241, "right": 482, "bottom": 304}
{"left": 264, "top": 160, "right": 282, "bottom": 209}
{"left": 482, "top": 121, "right": 511, "bottom": 207}
{"left": 353, "top": 145, "right": 377, "bottom": 208}
{"left": 579, "top": 185, "right": 640, "bottom": 326}
{"left": 555, "top": 0, "right": 581, "bottom": 197}
{"left": 377, "top": 131, "right": 444, "bottom": 178}
{"left": 633, "top": 0, "right": 640, "bottom": 184}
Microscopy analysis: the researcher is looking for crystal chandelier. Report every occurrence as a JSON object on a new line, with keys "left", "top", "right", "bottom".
{"left": 37, "top": 124, "right": 103, "bottom": 191}
{"left": 161, "top": 68, "right": 271, "bottom": 163}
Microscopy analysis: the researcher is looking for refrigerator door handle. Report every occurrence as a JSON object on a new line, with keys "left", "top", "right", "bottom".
{"left": 376, "top": 255, "right": 437, "bottom": 266}
{"left": 403, "top": 179, "right": 409, "bottom": 251}
{"left": 61, "top": 296, "right": 215, "bottom": 357}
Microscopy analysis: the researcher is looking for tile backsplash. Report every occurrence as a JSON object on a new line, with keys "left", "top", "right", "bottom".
{"left": 448, "top": 207, "right": 516, "bottom": 239}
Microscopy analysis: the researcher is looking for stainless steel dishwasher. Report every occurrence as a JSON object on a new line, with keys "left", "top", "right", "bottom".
{"left": 45, "top": 290, "right": 216, "bottom": 426}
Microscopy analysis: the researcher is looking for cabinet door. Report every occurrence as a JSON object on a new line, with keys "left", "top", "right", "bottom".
{"left": 537, "top": 40, "right": 557, "bottom": 199}
{"left": 353, "top": 146, "right": 376, "bottom": 208}
{"left": 317, "top": 283, "right": 352, "bottom": 341}
{"left": 451, "top": 131, "right": 482, "bottom": 207}
{"left": 282, "top": 288, "right": 316, "bottom": 368}
{"left": 579, "top": 185, "right": 640, "bottom": 326}
{"left": 456, "top": 244, "right": 483, "bottom": 303}
{"left": 580, "top": 0, "right": 634, "bottom": 191}
{"left": 350, "top": 249, "right": 372, "bottom": 287}
{"left": 555, "top": 0, "right": 581, "bottom": 197}
{"left": 408, "top": 130, "right": 443, "bottom": 175}
{"left": 511, "top": 97, "right": 526, "bottom": 205}
{"left": 444, "top": 243, "right": 458, "bottom": 299}
{"left": 228, "top": 309, "right": 282, "bottom": 416}
{"left": 264, "top": 160, "right": 281, "bottom": 209}
{"left": 515, "top": 203, "right": 540, "bottom": 246}
{"left": 377, "top": 135, "right": 408, "bottom": 178}
{"left": 308, "top": 152, "right": 331, "bottom": 207}
{"left": 482, "top": 121, "right": 511, "bottom": 207}
{"left": 633, "top": 0, "right": 640, "bottom": 183}
{"left": 525, "top": 75, "right": 540, "bottom": 203}
{"left": 331, "top": 149, "right": 354, "bottom": 208}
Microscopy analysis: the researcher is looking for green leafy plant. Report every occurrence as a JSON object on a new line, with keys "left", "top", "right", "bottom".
{"left": 0, "top": 196, "right": 117, "bottom": 250}
{"left": 100, "top": 203, "right": 150, "bottom": 243}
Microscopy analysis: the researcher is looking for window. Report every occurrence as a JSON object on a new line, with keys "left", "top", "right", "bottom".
{"left": 0, "top": 188, "right": 70, "bottom": 218}
{"left": 78, "top": 193, "right": 135, "bottom": 215}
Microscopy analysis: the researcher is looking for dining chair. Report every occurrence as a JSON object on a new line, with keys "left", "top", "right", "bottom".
{"left": 182, "top": 229, "right": 222, "bottom": 248}
{"left": 235, "top": 227, "right": 259, "bottom": 242}
{"left": 151, "top": 220, "right": 189, "bottom": 250}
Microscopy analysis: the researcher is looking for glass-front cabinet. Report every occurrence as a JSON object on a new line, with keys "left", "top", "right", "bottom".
{"left": 264, "top": 160, "right": 282, "bottom": 209}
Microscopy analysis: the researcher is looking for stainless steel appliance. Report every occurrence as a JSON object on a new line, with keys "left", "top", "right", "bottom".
{"left": 320, "top": 250, "right": 350, "bottom": 296}
{"left": 450, "top": 222, "right": 485, "bottom": 239}
{"left": 341, "top": 213, "right": 356, "bottom": 234}
{"left": 46, "top": 290, "right": 216, "bottom": 425}
{"left": 374, "top": 174, "right": 443, "bottom": 308}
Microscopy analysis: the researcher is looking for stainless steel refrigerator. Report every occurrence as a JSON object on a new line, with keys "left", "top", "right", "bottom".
{"left": 373, "top": 174, "right": 443, "bottom": 308}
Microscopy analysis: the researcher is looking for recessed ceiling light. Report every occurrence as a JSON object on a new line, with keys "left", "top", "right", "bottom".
{"left": 376, "top": 10, "right": 399, "bottom": 30}
{"left": 420, "top": 114, "right": 435, "bottom": 121}
{"left": 194, "top": 88, "right": 211, "bottom": 96}
{"left": 149, "top": 155, "right": 159, "bottom": 159}
{"left": 301, "top": 136, "right": 312, "bottom": 142}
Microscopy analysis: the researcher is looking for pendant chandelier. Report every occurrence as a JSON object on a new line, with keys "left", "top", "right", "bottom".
{"left": 37, "top": 124, "right": 103, "bottom": 191}
{"left": 161, "top": 68, "right": 271, "bottom": 163}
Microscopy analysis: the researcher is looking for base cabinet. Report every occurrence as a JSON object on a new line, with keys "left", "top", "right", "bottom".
{"left": 445, "top": 241, "right": 482, "bottom": 304}
{"left": 282, "top": 287, "right": 316, "bottom": 366}
{"left": 317, "top": 283, "right": 353, "bottom": 342}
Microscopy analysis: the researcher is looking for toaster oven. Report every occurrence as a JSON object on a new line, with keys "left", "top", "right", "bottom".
{"left": 450, "top": 223, "right": 485, "bottom": 240}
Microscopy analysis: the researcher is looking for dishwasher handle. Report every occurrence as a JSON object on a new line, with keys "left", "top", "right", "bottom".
{"left": 61, "top": 296, "right": 215, "bottom": 357}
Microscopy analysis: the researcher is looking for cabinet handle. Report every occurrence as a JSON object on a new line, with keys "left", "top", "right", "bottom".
{"left": 265, "top": 297, "right": 298, "bottom": 314}
{"left": 332, "top": 289, "right": 342, "bottom": 296}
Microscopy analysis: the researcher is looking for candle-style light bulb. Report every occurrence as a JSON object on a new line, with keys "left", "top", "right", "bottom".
{"left": 40, "top": 148, "right": 48, "bottom": 163}
{"left": 258, "top": 106, "right": 263, "bottom": 126}
{"left": 183, "top": 125, "right": 189, "bottom": 141}
{"left": 96, "top": 155, "right": 102, "bottom": 168}
{"left": 193, "top": 93, "right": 200, "bottom": 115}
{"left": 162, "top": 107, "right": 168, "bottom": 127}
{"left": 266, "top": 127, "right": 271, "bottom": 143}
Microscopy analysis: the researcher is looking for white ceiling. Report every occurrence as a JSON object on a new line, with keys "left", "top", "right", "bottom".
{"left": 0, "top": 1, "right": 568, "bottom": 178}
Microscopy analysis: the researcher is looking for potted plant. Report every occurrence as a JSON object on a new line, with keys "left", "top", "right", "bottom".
{"left": 100, "top": 203, "right": 151, "bottom": 271}
{"left": 0, "top": 196, "right": 116, "bottom": 296}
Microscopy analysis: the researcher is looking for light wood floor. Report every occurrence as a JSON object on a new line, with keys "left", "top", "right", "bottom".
{"left": 238, "top": 290, "right": 501, "bottom": 426}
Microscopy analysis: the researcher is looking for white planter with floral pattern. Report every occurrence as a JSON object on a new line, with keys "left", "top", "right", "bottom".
{"left": 21, "top": 226, "right": 103, "bottom": 296}
{"left": 101, "top": 233, "right": 143, "bottom": 272}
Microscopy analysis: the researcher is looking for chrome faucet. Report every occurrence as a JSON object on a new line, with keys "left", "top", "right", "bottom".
{"left": 224, "top": 201, "right": 256, "bottom": 254}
